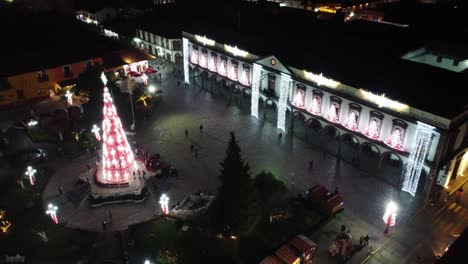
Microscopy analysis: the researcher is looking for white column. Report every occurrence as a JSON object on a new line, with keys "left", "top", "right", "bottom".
{"left": 183, "top": 38, "right": 190, "bottom": 85}
{"left": 277, "top": 73, "right": 291, "bottom": 131}
{"left": 402, "top": 122, "right": 434, "bottom": 196}
{"left": 251, "top": 63, "right": 262, "bottom": 118}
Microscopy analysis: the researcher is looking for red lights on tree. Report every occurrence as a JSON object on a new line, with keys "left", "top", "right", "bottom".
{"left": 100, "top": 74, "right": 135, "bottom": 184}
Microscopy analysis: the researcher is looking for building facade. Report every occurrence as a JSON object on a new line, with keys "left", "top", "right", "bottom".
{"left": 0, "top": 57, "right": 103, "bottom": 108}
{"left": 134, "top": 28, "right": 182, "bottom": 63}
{"left": 76, "top": 7, "right": 118, "bottom": 25}
{"left": 182, "top": 32, "right": 456, "bottom": 198}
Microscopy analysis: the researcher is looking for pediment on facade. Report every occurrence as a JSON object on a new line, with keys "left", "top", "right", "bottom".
{"left": 255, "top": 56, "right": 292, "bottom": 75}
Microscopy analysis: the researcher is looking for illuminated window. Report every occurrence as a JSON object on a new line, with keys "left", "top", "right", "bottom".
{"left": 343, "top": 103, "right": 361, "bottom": 131}
{"left": 218, "top": 56, "right": 227, "bottom": 76}
{"left": 208, "top": 52, "right": 217, "bottom": 72}
{"left": 325, "top": 96, "right": 341, "bottom": 123}
{"left": 292, "top": 84, "right": 306, "bottom": 109}
{"left": 239, "top": 64, "right": 251, "bottom": 86}
{"left": 228, "top": 60, "right": 239, "bottom": 81}
{"left": 267, "top": 73, "right": 276, "bottom": 92}
{"left": 385, "top": 119, "right": 407, "bottom": 151}
{"left": 307, "top": 89, "right": 323, "bottom": 116}
{"left": 190, "top": 46, "right": 199, "bottom": 64}
{"left": 199, "top": 49, "right": 208, "bottom": 68}
{"left": 363, "top": 111, "right": 384, "bottom": 140}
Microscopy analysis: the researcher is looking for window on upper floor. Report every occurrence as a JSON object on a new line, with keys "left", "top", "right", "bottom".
{"left": 0, "top": 78, "right": 11, "bottom": 91}
{"left": 63, "top": 65, "right": 73, "bottom": 78}
{"left": 436, "top": 56, "right": 443, "bottom": 63}
{"left": 453, "top": 59, "right": 460, "bottom": 66}
{"left": 86, "top": 60, "right": 93, "bottom": 69}
{"left": 38, "top": 70, "right": 49, "bottom": 82}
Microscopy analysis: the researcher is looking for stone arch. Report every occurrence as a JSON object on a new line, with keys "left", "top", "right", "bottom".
{"left": 378, "top": 151, "right": 404, "bottom": 188}
{"left": 340, "top": 133, "right": 360, "bottom": 163}
{"left": 360, "top": 141, "right": 381, "bottom": 157}
{"left": 265, "top": 98, "right": 277, "bottom": 111}
{"left": 242, "top": 88, "right": 251, "bottom": 98}
{"left": 307, "top": 118, "right": 323, "bottom": 132}
{"left": 320, "top": 125, "right": 340, "bottom": 140}
{"left": 293, "top": 111, "right": 306, "bottom": 122}
{"left": 341, "top": 133, "right": 359, "bottom": 148}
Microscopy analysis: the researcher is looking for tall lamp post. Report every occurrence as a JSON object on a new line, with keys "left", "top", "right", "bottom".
{"left": 383, "top": 201, "right": 397, "bottom": 234}
{"left": 25, "top": 166, "right": 37, "bottom": 186}
{"left": 46, "top": 203, "right": 59, "bottom": 224}
{"left": 160, "top": 194, "right": 169, "bottom": 215}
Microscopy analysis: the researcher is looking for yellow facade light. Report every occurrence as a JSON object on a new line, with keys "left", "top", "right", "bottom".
{"left": 359, "top": 89, "right": 409, "bottom": 112}
{"left": 195, "top": 35, "right": 215, "bottom": 46}
{"left": 303, "top": 70, "right": 340, "bottom": 88}
{"left": 224, "top": 45, "right": 249, "bottom": 57}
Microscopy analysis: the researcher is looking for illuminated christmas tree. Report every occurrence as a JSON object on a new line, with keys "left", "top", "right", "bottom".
{"left": 208, "top": 57, "right": 216, "bottom": 72}
{"left": 386, "top": 128, "right": 404, "bottom": 151}
{"left": 100, "top": 73, "right": 135, "bottom": 184}
{"left": 240, "top": 69, "right": 250, "bottom": 86}
{"left": 218, "top": 61, "right": 227, "bottom": 76}
{"left": 364, "top": 119, "right": 380, "bottom": 140}
{"left": 190, "top": 50, "right": 198, "bottom": 64}
{"left": 199, "top": 54, "right": 207, "bottom": 68}
{"left": 307, "top": 97, "right": 321, "bottom": 115}
{"left": 344, "top": 111, "right": 358, "bottom": 131}
{"left": 228, "top": 65, "right": 238, "bottom": 81}
{"left": 293, "top": 91, "right": 305, "bottom": 108}
{"left": 326, "top": 104, "right": 338, "bottom": 123}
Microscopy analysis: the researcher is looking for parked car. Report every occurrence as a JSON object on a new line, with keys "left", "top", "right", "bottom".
{"left": 9, "top": 148, "right": 47, "bottom": 167}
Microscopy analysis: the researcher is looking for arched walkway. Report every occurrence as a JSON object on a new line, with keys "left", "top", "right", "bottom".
{"left": 378, "top": 151, "right": 404, "bottom": 188}
{"left": 319, "top": 125, "right": 340, "bottom": 155}
{"left": 292, "top": 111, "right": 307, "bottom": 140}
{"left": 261, "top": 98, "right": 277, "bottom": 123}
{"left": 359, "top": 141, "right": 380, "bottom": 172}
{"left": 305, "top": 118, "right": 322, "bottom": 146}
{"left": 340, "top": 133, "right": 360, "bottom": 163}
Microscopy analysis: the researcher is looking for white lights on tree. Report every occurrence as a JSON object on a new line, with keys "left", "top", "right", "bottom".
{"left": 303, "top": 70, "right": 340, "bottom": 88}
{"left": 25, "top": 166, "right": 36, "bottom": 186}
{"left": 292, "top": 90, "right": 305, "bottom": 109}
{"left": 190, "top": 49, "right": 199, "bottom": 64}
{"left": 386, "top": 128, "right": 404, "bottom": 151}
{"left": 277, "top": 73, "right": 291, "bottom": 131}
{"left": 224, "top": 45, "right": 249, "bottom": 57}
{"left": 251, "top": 64, "right": 262, "bottom": 118}
{"left": 199, "top": 53, "right": 207, "bottom": 68}
{"left": 100, "top": 74, "right": 135, "bottom": 184}
{"left": 46, "top": 203, "right": 59, "bottom": 224}
{"left": 65, "top": 91, "right": 73, "bottom": 106}
{"left": 183, "top": 38, "right": 190, "bottom": 85}
{"left": 208, "top": 56, "right": 217, "bottom": 72}
{"left": 92, "top": 124, "right": 101, "bottom": 141}
{"left": 360, "top": 89, "right": 409, "bottom": 112}
{"left": 307, "top": 97, "right": 321, "bottom": 116}
{"left": 159, "top": 194, "right": 169, "bottom": 214}
{"left": 364, "top": 119, "right": 380, "bottom": 140}
{"left": 402, "top": 122, "right": 434, "bottom": 196}
{"left": 195, "top": 35, "right": 215, "bottom": 46}
{"left": 343, "top": 111, "right": 359, "bottom": 131}
{"left": 101, "top": 72, "right": 108, "bottom": 85}
{"left": 326, "top": 104, "right": 339, "bottom": 123}
{"left": 218, "top": 60, "right": 227, "bottom": 76}
{"left": 239, "top": 68, "right": 250, "bottom": 86}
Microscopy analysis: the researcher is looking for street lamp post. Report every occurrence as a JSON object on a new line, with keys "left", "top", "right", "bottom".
{"left": 92, "top": 124, "right": 101, "bottom": 141}
{"left": 65, "top": 91, "right": 73, "bottom": 106}
{"left": 159, "top": 194, "right": 169, "bottom": 214}
{"left": 383, "top": 201, "right": 397, "bottom": 234}
{"left": 46, "top": 203, "right": 59, "bottom": 224}
{"left": 25, "top": 166, "right": 37, "bottom": 186}
{"left": 129, "top": 92, "right": 136, "bottom": 131}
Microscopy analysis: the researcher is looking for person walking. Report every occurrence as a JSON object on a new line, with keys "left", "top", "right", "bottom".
{"left": 194, "top": 148, "right": 198, "bottom": 160}
{"left": 456, "top": 188, "right": 463, "bottom": 204}
{"left": 363, "top": 234, "right": 370, "bottom": 245}
{"left": 334, "top": 186, "right": 339, "bottom": 195}
{"left": 108, "top": 210, "right": 112, "bottom": 222}
{"left": 102, "top": 221, "right": 107, "bottom": 231}
{"left": 185, "top": 129, "right": 188, "bottom": 138}
{"left": 199, "top": 124, "right": 203, "bottom": 134}
{"left": 190, "top": 144, "right": 194, "bottom": 152}
{"left": 309, "top": 160, "right": 314, "bottom": 170}
{"left": 178, "top": 81, "right": 180, "bottom": 87}
{"left": 133, "top": 171, "right": 136, "bottom": 179}
{"left": 59, "top": 186, "right": 64, "bottom": 196}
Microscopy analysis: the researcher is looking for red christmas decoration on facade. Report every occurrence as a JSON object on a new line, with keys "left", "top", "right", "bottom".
{"left": 100, "top": 78, "right": 135, "bottom": 184}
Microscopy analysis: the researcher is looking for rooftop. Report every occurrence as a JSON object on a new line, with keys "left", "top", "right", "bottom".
{"left": 182, "top": 3, "right": 468, "bottom": 119}
{"left": 0, "top": 12, "right": 125, "bottom": 77}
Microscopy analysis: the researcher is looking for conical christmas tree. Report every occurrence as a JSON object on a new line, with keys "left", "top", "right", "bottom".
{"left": 100, "top": 73, "right": 135, "bottom": 184}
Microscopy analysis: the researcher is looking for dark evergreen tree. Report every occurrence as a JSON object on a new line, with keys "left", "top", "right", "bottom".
{"left": 210, "top": 132, "right": 260, "bottom": 237}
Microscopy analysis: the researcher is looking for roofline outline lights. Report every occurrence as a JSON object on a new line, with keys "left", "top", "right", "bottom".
{"left": 303, "top": 70, "right": 340, "bottom": 88}
{"left": 224, "top": 45, "right": 249, "bottom": 57}
{"left": 195, "top": 35, "right": 215, "bottom": 46}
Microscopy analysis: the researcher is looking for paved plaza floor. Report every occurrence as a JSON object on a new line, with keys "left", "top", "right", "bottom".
{"left": 40, "top": 63, "right": 433, "bottom": 263}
